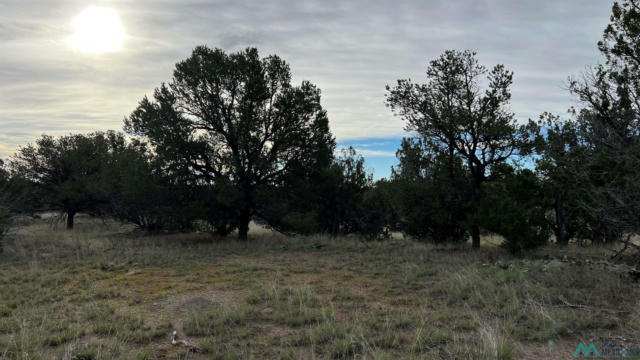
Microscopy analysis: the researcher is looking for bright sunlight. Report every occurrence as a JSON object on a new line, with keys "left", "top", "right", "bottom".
{"left": 69, "top": 6, "right": 125, "bottom": 53}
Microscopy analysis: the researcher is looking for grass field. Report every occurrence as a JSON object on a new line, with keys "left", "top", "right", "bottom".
{"left": 1, "top": 216, "right": 639, "bottom": 359}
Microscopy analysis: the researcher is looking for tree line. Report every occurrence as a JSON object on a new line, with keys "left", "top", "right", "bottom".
{"left": 2, "top": 1, "right": 640, "bottom": 255}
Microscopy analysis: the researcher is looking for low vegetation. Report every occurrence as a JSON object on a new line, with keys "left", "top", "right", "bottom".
{"left": 1, "top": 217, "right": 639, "bottom": 359}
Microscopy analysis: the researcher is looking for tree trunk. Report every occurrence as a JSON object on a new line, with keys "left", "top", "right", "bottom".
{"left": 448, "top": 145, "right": 455, "bottom": 179}
{"left": 330, "top": 207, "right": 340, "bottom": 237}
{"left": 470, "top": 169, "right": 483, "bottom": 250}
{"left": 471, "top": 223, "right": 480, "bottom": 249}
{"left": 66, "top": 211, "right": 76, "bottom": 230}
{"left": 554, "top": 195, "right": 568, "bottom": 246}
{"left": 237, "top": 183, "right": 254, "bottom": 241}
{"left": 603, "top": 227, "right": 619, "bottom": 244}
{"left": 237, "top": 208, "right": 250, "bottom": 241}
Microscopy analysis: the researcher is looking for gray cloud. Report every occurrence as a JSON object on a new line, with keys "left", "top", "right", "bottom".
{"left": 0, "top": 0, "right": 614, "bottom": 158}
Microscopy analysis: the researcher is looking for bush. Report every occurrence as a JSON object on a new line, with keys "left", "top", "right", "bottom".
{"left": 258, "top": 147, "right": 378, "bottom": 238}
{"left": 479, "top": 167, "right": 550, "bottom": 253}
{"left": 0, "top": 206, "right": 10, "bottom": 252}
{"left": 0, "top": 160, "right": 17, "bottom": 252}
{"left": 355, "top": 183, "right": 395, "bottom": 240}
{"left": 393, "top": 177, "right": 469, "bottom": 243}
{"left": 389, "top": 139, "right": 471, "bottom": 243}
{"left": 105, "top": 142, "right": 239, "bottom": 235}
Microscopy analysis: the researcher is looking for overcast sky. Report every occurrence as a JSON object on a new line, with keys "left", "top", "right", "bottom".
{"left": 0, "top": 0, "right": 613, "bottom": 177}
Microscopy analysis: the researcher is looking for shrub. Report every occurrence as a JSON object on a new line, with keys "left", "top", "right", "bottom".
{"left": 0, "top": 206, "right": 10, "bottom": 252}
{"left": 479, "top": 167, "right": 550, "bottom": 253}
{"left": 393, "top": 178, "right": 469, "bottom": 243}
{"left": 0, "top": 160, "right": 16, "bottom": 252}
{"left": 355, "top": 182, "right": 395, "bottom": 240}
{"left": 390, "top": 140, "right": 470, "bottom": 243}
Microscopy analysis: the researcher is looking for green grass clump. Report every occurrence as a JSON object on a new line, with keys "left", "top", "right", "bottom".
{"left": 184, "top": 303, "right": 254, "bottom": 336}
{"left": 247, "top": 281, "right": 323, "bottom": 326}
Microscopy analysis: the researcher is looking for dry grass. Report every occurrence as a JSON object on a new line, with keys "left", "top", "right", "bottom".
{"left": 0, "top": 216, "right": 639, "bottom": 359}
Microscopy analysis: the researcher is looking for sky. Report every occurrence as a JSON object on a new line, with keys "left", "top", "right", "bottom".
{"left": 0, "top": 0, "right": 614, "bottom": 179}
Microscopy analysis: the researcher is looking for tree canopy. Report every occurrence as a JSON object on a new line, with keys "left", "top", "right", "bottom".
{"left": 125, "top": 46, "right": 335, "bottom": 240}
{"left": 11, "top": 132, "right": 118, "bottom": 229}
{"left": 386, "top": 50, "right": 535, "bottom": 248}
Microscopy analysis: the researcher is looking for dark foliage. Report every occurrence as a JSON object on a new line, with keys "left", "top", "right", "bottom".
{"left": 258, "top": 147, "right": 386, "bottom": 239}
{"left": 10, "top": 133, "right": 118, "bottom": 229}
{"left": 0, "top": 159, "right": 31, "bottom": 251}
{"left": 0, "top": 161, "right": 12, "bottom": 250}
{"left": 479, "top": 166, "right": 550, "bottom": 253}
{"left": 357, "top": 180, "right": 397, "bottom": 241}
{"left": 386, "top": 50, "right": 535, "bottom": 247}
{"left": 560, "top": 0, "right": 640, "bottom": 247}
{"left": 390, "top": 138, "right": 469, "bottom": 243}
{"left": 533, "top": 114, "right": 589, "bottom": 245}
{"left": 105, "top": 139, "right": 195, "bottom": 232}
{"left": 125, "top": 46, "right": 334, "bottom": 240}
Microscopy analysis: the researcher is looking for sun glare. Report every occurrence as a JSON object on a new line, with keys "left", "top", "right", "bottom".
{"left": 69, "top": 6, "right": 125, "bottom": 53}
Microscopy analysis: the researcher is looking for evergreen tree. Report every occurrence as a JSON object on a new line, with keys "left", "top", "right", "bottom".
{"left": 125, "top": 46, "right": 334, "bottom": 240}
{"left": 386, "top": 50, "right": 535, "bottom": 248}
{"left": 566, "top": 0, "right": 640, "bottom": 245}
{"left": 11, "top": 133, "right": 115, "bottom": 229}
{"left": 390, "top": 138, "right": 470, "bottom": 243}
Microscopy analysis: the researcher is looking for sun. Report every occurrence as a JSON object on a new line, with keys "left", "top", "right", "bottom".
{"left": 69, "top": 6, "right": 125, "bottom": 53}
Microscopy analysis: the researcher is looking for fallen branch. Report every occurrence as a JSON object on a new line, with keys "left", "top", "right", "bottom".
{"left": 556, "top": 296, "right": 630, "bottom": 314}
{"left": 610, "top": 233, "right": 634, "bottom": 261}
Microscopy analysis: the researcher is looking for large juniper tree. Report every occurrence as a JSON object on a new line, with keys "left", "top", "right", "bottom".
{"left": 125, "top": 46, "right": 334, "bottom": 240}
{"left": 386, "top": 50, "right": 534, "bottom": 248}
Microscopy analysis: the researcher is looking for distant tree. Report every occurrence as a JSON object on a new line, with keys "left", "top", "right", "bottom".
{"left": 0, "top": 209, "right": 8, "bottom": 252}
{"left": 11, "top": 133, "right": 114, "bottom": 229}
{"left": 0, "top": 158, "right": 32, "bottom": 252}
{"left": 318, "top": 147, "right": 389, "bottom": 240}
{"left": 327, "top": 147, "right": 373, "bottom": 235}
{"left": 534, "top": 114, "right": 588, "bottom": 245}
{"left": 390, "top": 138, "right": 470, "bottom": 243}
{"left": 386, "top": 50, "right": 535, "bottom": 248}
{"left": 257, "top": 147, "right": 379, "bottom": 238}
{"left": 125, "top": 46, "right": 334, "bottom": 240}
{"left": 0, "top": 160, "right": 12, "bottom": 251}
{"left": 357, "top": 180, "right": 397, "bottom": 241}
